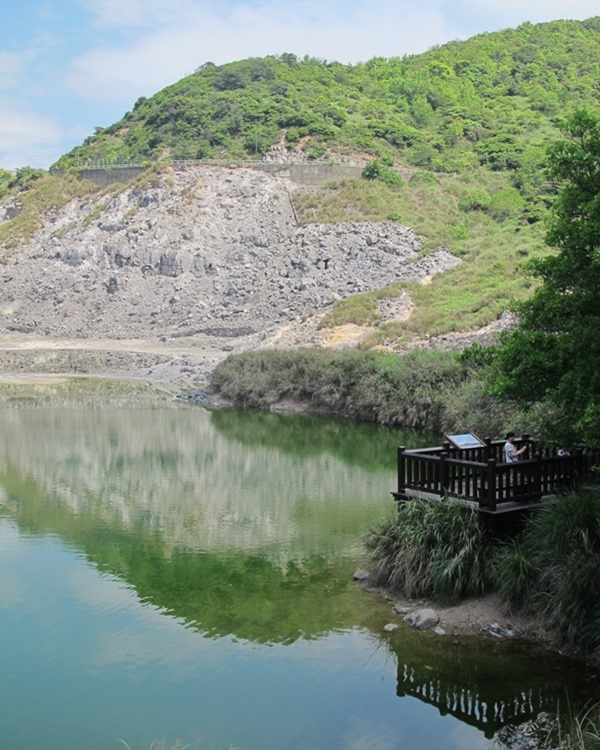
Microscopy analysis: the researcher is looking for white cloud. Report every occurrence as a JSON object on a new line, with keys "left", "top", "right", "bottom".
{"left": 85, "top": 0, "right": 216, "bottom": 29}
{"left": 0, "top": 100, "right": 63, "bottom": 169}
{"left": 480, "top": 0, "right": 598, "bottom": 17}
{"left": 66, "top": 0, "right": 446, "bottom": 105}
{"left": 0, "top": 51, "right": 28, "bottom": 90}
{"left": 439, "top": 0, "right": 599, "bottom": 36}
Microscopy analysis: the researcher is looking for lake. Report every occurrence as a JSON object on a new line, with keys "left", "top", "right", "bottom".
{"left": 1, "top": 395, "right": 598, "bottom": 750}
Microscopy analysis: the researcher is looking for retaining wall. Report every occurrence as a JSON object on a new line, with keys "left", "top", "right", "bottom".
{"left": 68, "top": 160, "right": 416, "bottom": 188}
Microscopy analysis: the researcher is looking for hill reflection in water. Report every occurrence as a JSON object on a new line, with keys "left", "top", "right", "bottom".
{"left": 0, "top": 404, "right": 414, "bottom": 643}
{"left": 1, "top": 402, "right": 599, "bottom": 748}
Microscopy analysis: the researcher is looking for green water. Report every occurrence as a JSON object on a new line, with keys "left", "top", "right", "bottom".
{"left": 0, "top": 400, "right": 598, "bottom": 750}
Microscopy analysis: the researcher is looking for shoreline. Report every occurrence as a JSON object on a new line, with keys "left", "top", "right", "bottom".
{"left": 366, "top": 585, "right": 600, "bottom": 667}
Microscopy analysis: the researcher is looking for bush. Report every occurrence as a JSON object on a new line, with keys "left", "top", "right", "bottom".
{"left": 458, "top": 187, "right": 491, "bottom": 212}
{"left": 362, "top": 159, "right": 404, "bottom": 188}
{"left": 489, "top": 187, "right": 525, "bottom": 220}
{"left": 364, "top": 498, "right": 491, "bottom": 603}
{"left": 409, "top": 170, "right": 439, "bottom": 186}
{"left": 493, "top": 488, "right": 600, "bottom": 655}
{"left": 210, "top": 348, "right": 468, "bottom": 432}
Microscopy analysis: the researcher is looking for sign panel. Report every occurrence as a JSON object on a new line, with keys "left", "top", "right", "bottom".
{"left": 445, "top": 433, "right": 485, "bottom": 450}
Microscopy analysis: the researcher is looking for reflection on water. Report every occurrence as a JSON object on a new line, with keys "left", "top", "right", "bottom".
{"left": 392, "top": 633, "right": 598, "bottom": 741}
{"left": 0, "top": 405, "right": 420, "bottom": 556}
{"left": 0, "top": 401, "right": 598, "bottom": 750}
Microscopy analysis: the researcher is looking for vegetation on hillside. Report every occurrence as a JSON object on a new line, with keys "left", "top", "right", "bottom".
{"left": 0, "top": 168, "right": 101, "bottom": 251}
{"left": 484, "top": 109, "right": 600, "bottom": 446}
{"left": 294, "top": 167, "right": 545, "bottom": 338}
{"left": 55, "top": 17, "right": 600, "bottom": 199}
{"left": 2, "top": 19, "right": 596, "bottom": 347}
{"left": 51, "top": 17, "right": 600, "bottom": 345}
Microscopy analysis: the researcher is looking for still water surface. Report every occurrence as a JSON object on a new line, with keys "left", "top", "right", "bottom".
{"left": 1, "top": 400, "right": 599, "bottom": 750}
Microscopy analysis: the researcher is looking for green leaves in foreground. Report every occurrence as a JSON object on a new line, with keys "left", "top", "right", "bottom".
{"left": 487, "top": 108, "right": 600, "bottom": 446}
{"left": 364, "top": 498, "right": 491, "bottom": 604}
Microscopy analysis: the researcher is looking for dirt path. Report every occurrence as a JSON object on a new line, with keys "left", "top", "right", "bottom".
{"left": 0, "top": 333, "right": 237, "bottom": 386}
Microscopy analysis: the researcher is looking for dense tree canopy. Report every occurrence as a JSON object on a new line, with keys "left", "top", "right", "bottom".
{"left": 489, "top": 108, "right": 600, "bottom": 444}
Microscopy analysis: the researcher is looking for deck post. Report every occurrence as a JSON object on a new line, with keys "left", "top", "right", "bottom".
{"left": 532, "top": 452, "right": 542, "bottom": 500}
{"left": 484, "top": 437, "right": 492, "bottom": 461}
{"left": 574, "top": 444, "right": 585, "bottom": 485}
{"left": 440, "top": 451, "right": 449, "bottom": 496}
{"left": 397, "top": 446, "right": 406, "bottom": 500}
{"left": 486, "top": 458, "right": 497, "bottom": 511}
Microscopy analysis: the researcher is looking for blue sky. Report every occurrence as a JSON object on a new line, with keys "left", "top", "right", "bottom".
{"left": 0, "top": 0, "right": 597, "bottom": 170}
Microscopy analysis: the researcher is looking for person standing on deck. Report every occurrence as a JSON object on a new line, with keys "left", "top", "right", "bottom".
{"left": 504, "top": 432, "right": 528, "bottom": 463}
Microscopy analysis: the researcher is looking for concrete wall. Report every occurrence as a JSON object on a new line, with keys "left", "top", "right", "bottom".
{"left": 75, "top": 166, "right": 146, "bottom": 187}
{"left": 69, "top": 160, "right": 415, "bottom": 188}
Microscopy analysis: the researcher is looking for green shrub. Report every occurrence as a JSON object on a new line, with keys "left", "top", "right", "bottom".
{"left": 409, "top": 170, "right": 439, "bottom": 186}
{"left": 362, "top": 159, "right": 403, "bottom": 188}
{"left": 364, "top": 498, "right": 491, "bottom": 603}
{"left": 491, "top": 538, "right": 538, "bottom": 612}
{"left": 493, "top": 489, "right": 600, "bottom": 655}
{"left": 489, "top": 187, "right": 526, "bottom": 220}
{"left": 458, "top": 187, "right": 491, "bottom": 212}
{"left": 210, "top": 348, "right": 469, "bottom": 432}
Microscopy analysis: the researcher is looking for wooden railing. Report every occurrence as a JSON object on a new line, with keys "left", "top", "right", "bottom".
{"left": 394, "top": 435, "right": 598, "bottom": 513}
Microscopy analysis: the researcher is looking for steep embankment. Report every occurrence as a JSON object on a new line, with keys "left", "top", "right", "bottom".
{"left": 0, "top": 165, "right": 459, "bottom": 384}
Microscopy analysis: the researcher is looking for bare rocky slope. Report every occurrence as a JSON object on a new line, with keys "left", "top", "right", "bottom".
{"left": 0, "top": 164, "right": 464, "bottom": 385}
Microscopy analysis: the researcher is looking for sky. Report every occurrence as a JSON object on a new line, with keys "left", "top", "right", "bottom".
{"left": 0, "top": 0, "right": 598, "bottom": 170}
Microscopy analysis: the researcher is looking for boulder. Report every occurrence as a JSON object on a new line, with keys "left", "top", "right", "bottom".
{"left": 403, "top": 608, "right": 440, "bottom": 630}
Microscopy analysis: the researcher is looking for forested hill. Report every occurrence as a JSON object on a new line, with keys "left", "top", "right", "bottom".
{"left": 56, "top": 17, "right": 599, "bottom": 185}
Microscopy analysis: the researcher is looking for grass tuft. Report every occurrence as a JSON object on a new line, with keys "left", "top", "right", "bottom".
{"left": 292, "top": 171, "right": 547, "bottom": 342}
{"left": 493, "top": 489, "right": 600, "bottom": 655}
{"left": 364, "top": 498, "right": 491, "bottom": 604}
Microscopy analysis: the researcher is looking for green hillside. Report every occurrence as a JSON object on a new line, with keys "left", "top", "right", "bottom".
{"left": 56, "top": 17, "right": 599, "bottom": 185}
{"left": 23, "top": 18, "right": 600, "bottom": 342}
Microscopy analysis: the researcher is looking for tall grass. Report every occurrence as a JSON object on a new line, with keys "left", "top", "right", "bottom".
{"left": 209, "top": 347, "right": 519, "bottom": 437}
{"left": 209, "top": 347, "right": 470, "bottom": 432}
{"left": 0, "top": 172, "right": 99, "bottom": 252}
{"left": 364, "top": 498, "right": 491, "bottom": 603}
{"left": 552, "top": 703, "right": 600, "bottom": 750}
{"left": 494, "top": 489, "right": 600, "bottom": 656}
{"left": 293, "top": 172, "right": 547, "bottom": 341}
{"left": 364, "top": 488, "right": 600, "bottom": 658}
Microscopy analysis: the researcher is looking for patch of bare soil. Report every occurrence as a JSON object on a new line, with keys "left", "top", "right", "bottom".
{"left": 371, "top": 587, "right": 565, "bottom": 653}
{"left": 432, "top": 593, "right": 553, "bottom": 642}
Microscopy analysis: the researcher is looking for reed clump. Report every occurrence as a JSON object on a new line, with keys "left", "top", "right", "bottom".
{"left": 493, "top": 489, "right": 600, "bottom": 656}
{"left": 210, "top": 348, "right": 468, "bottom": 433}
{"left": 366, "top": 487, "right": 600, "bottom": 659}
{"left": 364, "top": 499, "right": 491, "bottom": 603}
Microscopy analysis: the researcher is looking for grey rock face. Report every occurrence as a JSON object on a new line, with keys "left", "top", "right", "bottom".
{"left": 0, "top": 165, "right": 460, "bottom": 343}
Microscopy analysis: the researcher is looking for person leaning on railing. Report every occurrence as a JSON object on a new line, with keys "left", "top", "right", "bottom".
{"left": 503, "top": 432, "right": 528, "bottom": 463}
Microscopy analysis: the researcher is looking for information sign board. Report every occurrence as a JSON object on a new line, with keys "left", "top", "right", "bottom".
{"left": 445, "top": 433, "right": 485, "bottom": 450}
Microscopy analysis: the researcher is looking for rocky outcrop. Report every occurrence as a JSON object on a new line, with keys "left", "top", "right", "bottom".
{"left": 0, "top": 165, "right": 460, "bottom": 345}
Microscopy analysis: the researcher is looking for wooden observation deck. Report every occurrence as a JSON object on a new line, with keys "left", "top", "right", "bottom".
{"left": 393, "top": 434, "right": 598, "bottom": 531}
